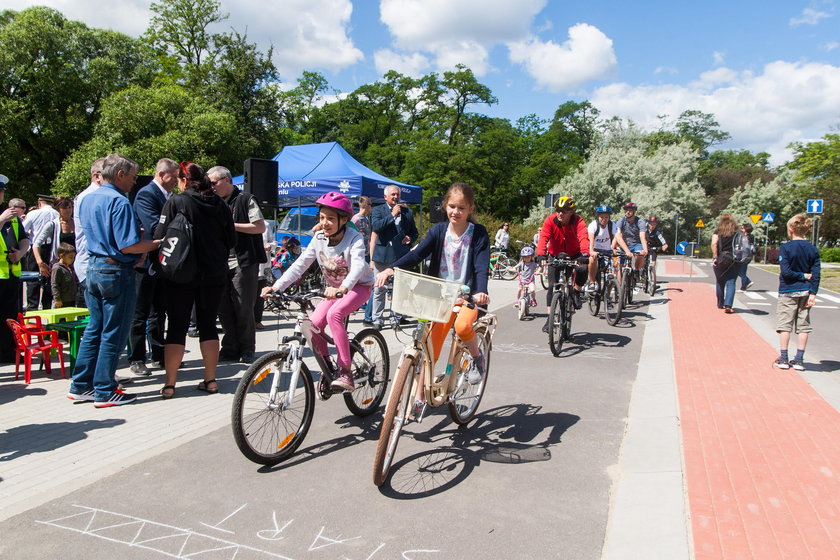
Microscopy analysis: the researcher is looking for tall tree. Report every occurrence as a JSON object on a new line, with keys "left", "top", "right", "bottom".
{"left": 441, "top": 64, "right": 497, "bottom": 145}
{"left": 0, "top": 7, "right": 152, "bottom": 202}
{"left": 786, "top": 133, "right": 840, "bottom": 243}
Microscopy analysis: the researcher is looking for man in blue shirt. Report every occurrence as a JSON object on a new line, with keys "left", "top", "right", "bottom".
{"left": 68, "top": 154, "right": 161, "bottom": 407}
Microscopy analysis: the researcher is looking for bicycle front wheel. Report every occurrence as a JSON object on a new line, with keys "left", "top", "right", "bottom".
{"left": 548, "top": 291, "right": 566, "bottom": 356}
{"left": 499, "top": 257, "right": 518, "bottom": 280}
{"left": 373, "top": 354, "right": 416, "bottom": 486}
{"left": 231, "top": 349, "right": 315, "bottom": 465}
{"left": 563, "top": 284, "right": 575, "bottom": 341}
{"left": 604, "top": 278, "right": 622, "bottom": 326}
{"left": 344, "top": 328, "right": 390, "bottom": 416}
{"left": 449, "top": 324, "right": 491, "bottom": 424}
{"left": 647, "top": 262, "right": 657, "bottom": 295}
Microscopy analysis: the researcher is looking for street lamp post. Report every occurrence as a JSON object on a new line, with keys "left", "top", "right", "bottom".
{"left": 673, "top": 212, "right": 681, "bottom": 255}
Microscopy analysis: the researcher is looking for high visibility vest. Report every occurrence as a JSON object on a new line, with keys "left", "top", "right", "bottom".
{"left": 0, "top": 218, "right": 22, "bottom": 279}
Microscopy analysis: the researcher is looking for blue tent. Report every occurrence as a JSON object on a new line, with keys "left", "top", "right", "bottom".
{"left": 232, "top": 142, "right": 422, "bottom": 207}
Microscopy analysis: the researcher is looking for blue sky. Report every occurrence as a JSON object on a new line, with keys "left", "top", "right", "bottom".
{"left": 6, "top": 0, "right": 839, "bottom": 164}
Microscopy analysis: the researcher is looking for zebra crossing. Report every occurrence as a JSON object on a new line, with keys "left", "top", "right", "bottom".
{"left": 738, "top": 290, "right": 840, "bottom": 309}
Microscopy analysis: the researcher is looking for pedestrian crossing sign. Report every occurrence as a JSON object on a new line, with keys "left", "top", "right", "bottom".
{"left": 762, "top": 212, "right": 775, "bottom": 223}
{"left": 750, "top": 214, "right": 762, "bottom": 224}
{"left": 695, "top": 219, "right": 705, "bottom": 228}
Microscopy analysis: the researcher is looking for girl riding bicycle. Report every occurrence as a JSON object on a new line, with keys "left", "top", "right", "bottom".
{"left": 375, "top": 182, "right": 490, "bottom": 382}
{"left": 514, "top": 246, "right": 538, "bottom": 309}
{"left": 260, "top": 192, "right": 374, "bottom": 391}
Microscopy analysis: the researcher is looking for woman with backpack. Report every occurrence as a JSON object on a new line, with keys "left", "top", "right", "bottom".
{"left": 711, "top": 213, "right": 741, "bottom": 313}
{"left": 738, "top": 222, "right": 756, "bottom": 291}
{"left": 153, "top": 161, "right": 236, "bottom": 399}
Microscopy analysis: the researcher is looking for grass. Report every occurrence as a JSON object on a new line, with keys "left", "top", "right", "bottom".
{"left": 753, "top": 264, "right": 840, "bottom": 293}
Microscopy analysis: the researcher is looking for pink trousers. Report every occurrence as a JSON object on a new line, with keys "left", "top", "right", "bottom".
{"left": 309, "top": 284, "right": 372, "bottom": 369}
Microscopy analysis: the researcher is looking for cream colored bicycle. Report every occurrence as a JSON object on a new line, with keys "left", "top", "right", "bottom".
{"left": 372, "top": 269, "right": 497, "bottom": 486}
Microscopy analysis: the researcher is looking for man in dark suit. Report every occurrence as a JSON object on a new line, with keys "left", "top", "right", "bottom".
{"left": 370, "top": 184, "right": 418, "bottom": 329}
{"left": 128, "top": 158, "right": 178, "bottom": 376}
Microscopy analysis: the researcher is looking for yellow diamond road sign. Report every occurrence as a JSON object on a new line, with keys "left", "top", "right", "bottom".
{"left": 750, "top": 214, "right": 762, "bottom": 224}
{"left": 695, "top": 219, "right": 705, "bottom": 228}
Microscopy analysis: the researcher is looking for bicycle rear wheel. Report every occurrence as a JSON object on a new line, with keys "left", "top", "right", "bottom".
{"left": 604, "top": 278, "right": 622, "bottom": 326}
{"left": 449, "top": 324, "right": 491, "bottom": 424}
{"left": 372, "top": 355, "right": 416, "bottom": 486}
{"left": 623, "top": 272, "right": 635, "bottom": 305}
{"left": 231, "top": 349, "right": 314, "bottom": 465}
{"left": 563, "top": 284, "right": 575, "bottom": 341}
{"left": 344, "top": 329, "right": 390, "bottom": 416}
{"left": 588, "top": 278, "right": 601, "bottom": 316}
{"left": 548, "top": 291, "right": 566, "bottom": 356}
{"left": 499, "top": 257, "right": 517, "bottom": 280}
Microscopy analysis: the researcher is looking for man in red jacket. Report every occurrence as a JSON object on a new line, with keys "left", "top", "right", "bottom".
{"left": 536, "top": 196, "right": 590, "bottom": 333}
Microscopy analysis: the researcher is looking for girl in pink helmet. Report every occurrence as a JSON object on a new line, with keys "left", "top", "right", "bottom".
{"left": 261, "top": 192, "right": 374, "bottom": 391}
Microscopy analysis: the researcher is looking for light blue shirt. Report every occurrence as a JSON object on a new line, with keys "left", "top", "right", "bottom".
{"left": 78, "top": 182, "right": 141, "bottom": 265}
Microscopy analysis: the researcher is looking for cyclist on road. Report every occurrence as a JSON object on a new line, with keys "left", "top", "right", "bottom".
{"left": 376, "top": 182, "right": 490, "bottom": 384}
{"left": 261, "top": 192, "right": 374, "bottom": 392}
{"left": 645, "top": 215, "right": 669, "bottom": 261}
{"left": 614, "top": 202, "right": 648, "bottom": 274}
{"left": 535, "top": 196, "right": 589, "bottom": 333}
{"left": 586, "top": 205, "right": 631, "bottom": 292}
{"left": 514, "top": 245, "right": 539, "bottom": 309}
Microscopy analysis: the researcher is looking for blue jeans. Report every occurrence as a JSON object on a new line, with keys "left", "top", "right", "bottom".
{"left": 738, "top": 262, "right": 751, "bottom": 290}
{"left": 715, "top": 274, "right": 738, "bottom": 307}
{"left": 70, "top": 257, "right": 137, "bottom": 400}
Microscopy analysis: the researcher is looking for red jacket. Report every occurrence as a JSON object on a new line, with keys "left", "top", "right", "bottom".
{"left": 537, "top": 213, "right": 589, "bottom": 257}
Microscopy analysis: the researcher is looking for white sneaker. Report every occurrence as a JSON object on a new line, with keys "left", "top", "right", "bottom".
{"left": 467, "top": 353, "right": 485, "bottom": 385}
{"left": 129, "top": 361, "right": 150, "bottom": 376}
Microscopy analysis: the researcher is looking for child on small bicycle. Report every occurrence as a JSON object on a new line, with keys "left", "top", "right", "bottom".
{"left": 261, "top": 192, "right": 374, "bottom": 391}
{"left": 271, "top": 236, "right": 301, "bottom": 279}
{"left": 514, "top": 246, "right": 538, "bottom": 308}
{"left": 375, "top": 182, "right": 490, "bottom": 384}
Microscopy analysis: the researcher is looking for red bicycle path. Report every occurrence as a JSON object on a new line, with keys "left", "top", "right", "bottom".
{"left": 667, "top": 278, "right": 840, "bottom": 559}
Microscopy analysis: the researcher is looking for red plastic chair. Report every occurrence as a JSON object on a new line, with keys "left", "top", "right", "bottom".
{"left": 18, "top": 312, "right": 44, "bottom": 330}
{"left": 6, "top": 318, "right": 66, "bottom": 384}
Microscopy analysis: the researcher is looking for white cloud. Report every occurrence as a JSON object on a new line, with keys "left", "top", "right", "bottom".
{"left": 713, "top": 51, "right": 726, "bottom": 66}
{"left": 590, "top": 61, "right": 840, "bottom": 165}
{"left": 821, "top": 41, "right": 840, "bottom": 51}
{"left": 373, "top": 49, "right": 430, "bottom": 77}
{"left": 1, "top": 0, "right": 364, "bottom": 80}
{"left": 655, "top": 66, "right": 679, "bottom": 75}
{"left": 379, "top": 0, "right": 545, "bottom": 74}
{"left": 508, "top": 23, "right": 618, "bottom": 92}
{"left": 789, "top": 7, "right": 832, "bottom": 26}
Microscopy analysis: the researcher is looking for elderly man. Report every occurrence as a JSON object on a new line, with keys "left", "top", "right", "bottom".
{"left": 370, "top": 185, "right": 418, "bottom": 329}
{"left": 22, "top": 194, "right": 58, "bottom": 310}
{"left": 209, "top": 166, "right": 266, "bottom": 364}
{"left": 0, "top": 178, "right": 31, "bottom": 363}
{"left": 68, "top": 154, "right": 160, "bottom": 407}
{"left": 128, "top": 158, "right": 179, "bottom": 375}
{"left": 74, "top": 158, "right": 105, "bottom": 305}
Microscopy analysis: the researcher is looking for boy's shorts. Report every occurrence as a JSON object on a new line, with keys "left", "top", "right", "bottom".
{"left": 776, "top": 293, "right": 812, "bottom": 333}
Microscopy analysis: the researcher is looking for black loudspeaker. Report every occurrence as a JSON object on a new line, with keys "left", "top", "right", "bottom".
{"left": 244, "top": 158, "right": 279, "bottom": 207}
{"left": 129, "top": 174, "right": 154, "bottom": 204}
{"left": 429, "top": 196, "right": 446, "bottom": 223}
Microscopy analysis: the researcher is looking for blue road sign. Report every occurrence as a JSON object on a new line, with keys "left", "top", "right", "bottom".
{"left": 762, "top": 212, "right": 775, "bottom": 223}
{"left": 807, "top": 199, "right": 824, "bottom": 214}
{"left": 676, "top": 241, "right": 687, "bottom": 255}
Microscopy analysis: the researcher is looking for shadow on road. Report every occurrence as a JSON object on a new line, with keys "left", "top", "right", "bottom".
{"left": 0, "top": 383, "right": 47, "bottom": 406}
{"left": 379, "top": 403, "right": 579, "bottom": 498}
{"left": 0, "top": 419, "right": 125, "bottom": 465}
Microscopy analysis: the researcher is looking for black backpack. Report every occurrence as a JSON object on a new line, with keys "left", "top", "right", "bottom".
{"left": 157, "top": 200, "right": 197, "bottom": 283}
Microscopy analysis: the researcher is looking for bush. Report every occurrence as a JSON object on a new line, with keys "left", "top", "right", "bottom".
{"left": 820, "top": 247, "right": 840, "bottom": 263}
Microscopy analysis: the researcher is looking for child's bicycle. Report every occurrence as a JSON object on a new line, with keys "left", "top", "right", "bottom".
{"left": 516, "top": 282, "right": 537, "bottom": 321}
{"left": 231, "top": 290, "right": 390, "bottom": 465}
{"left": 641, "top": 248, "right": 658, "bottom": 295}
{"left": 372, "top": 269, "right": 497, "bottom": 486}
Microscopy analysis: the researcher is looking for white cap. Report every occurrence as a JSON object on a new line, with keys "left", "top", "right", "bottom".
{"left": 0, "top": 174, "right": 8, "bottom": 187}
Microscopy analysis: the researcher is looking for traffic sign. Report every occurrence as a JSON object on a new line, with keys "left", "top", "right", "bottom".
{"left": 676, "top": 241, "right": 687, "bottom": 255}
{"left": 807, "top": 199, "right": 824, "bottom": 214}
{"left": 695, "top": 219, "right": 705, "bottom": 228}
{"left": 750, "top": 214, "right": 762, "bottom": 224}
{"left": 762, "top": 212, "right": 774, "bottom": 223}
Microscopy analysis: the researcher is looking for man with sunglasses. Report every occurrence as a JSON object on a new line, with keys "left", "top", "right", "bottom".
{"left": 535, "top": 196, "right": 589, "bottom": 332}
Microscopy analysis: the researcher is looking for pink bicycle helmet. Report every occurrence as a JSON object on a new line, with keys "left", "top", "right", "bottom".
{"left": 315, "top": 191, "right": 353, "bottom": 217}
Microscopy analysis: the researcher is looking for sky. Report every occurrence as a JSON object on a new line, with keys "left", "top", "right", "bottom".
{"left": 5, "top": 0, "right": 840, "bottom": 165}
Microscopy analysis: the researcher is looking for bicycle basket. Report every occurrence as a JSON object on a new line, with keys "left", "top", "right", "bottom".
{"left": 391, "top": 268, "right": 462, "bottom": 323}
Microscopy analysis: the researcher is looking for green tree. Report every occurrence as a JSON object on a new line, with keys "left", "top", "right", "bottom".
{"left": 54, "top": 84, "right": 240, "bottom": 196}
{"left": 0, "top": 7, "right": 153, "bottom": 202}
{"left": 146, "top": 0, "right": 227, "bottom": 87}
{"left": 785, "top": 133, "right": 840, "bottom": 243}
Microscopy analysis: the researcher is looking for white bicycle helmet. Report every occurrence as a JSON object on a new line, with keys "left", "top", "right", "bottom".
{"left": 520, "top": 246, "right": 535, "bottom": 257}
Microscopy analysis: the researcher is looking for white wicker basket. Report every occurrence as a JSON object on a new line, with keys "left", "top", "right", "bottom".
{"left": 390, "top": 268, "right": 462, "bottom": 323}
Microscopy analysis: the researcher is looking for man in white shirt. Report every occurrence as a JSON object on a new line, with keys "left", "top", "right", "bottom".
{"left": 587, "top": 205, "right": 631, "bottom": 292}
{"left": 74, "top": 157, "right": 105, "bottom": 304}
{"left": 22, "top": 194, "right": 58, "bottom": 309}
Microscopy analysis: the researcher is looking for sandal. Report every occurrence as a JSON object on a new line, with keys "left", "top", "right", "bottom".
{"left": 197, "top": 379, "right": 218, "bottom": 394}
{"left": 160, "top": 385, "right": 176, "bottom": 400}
